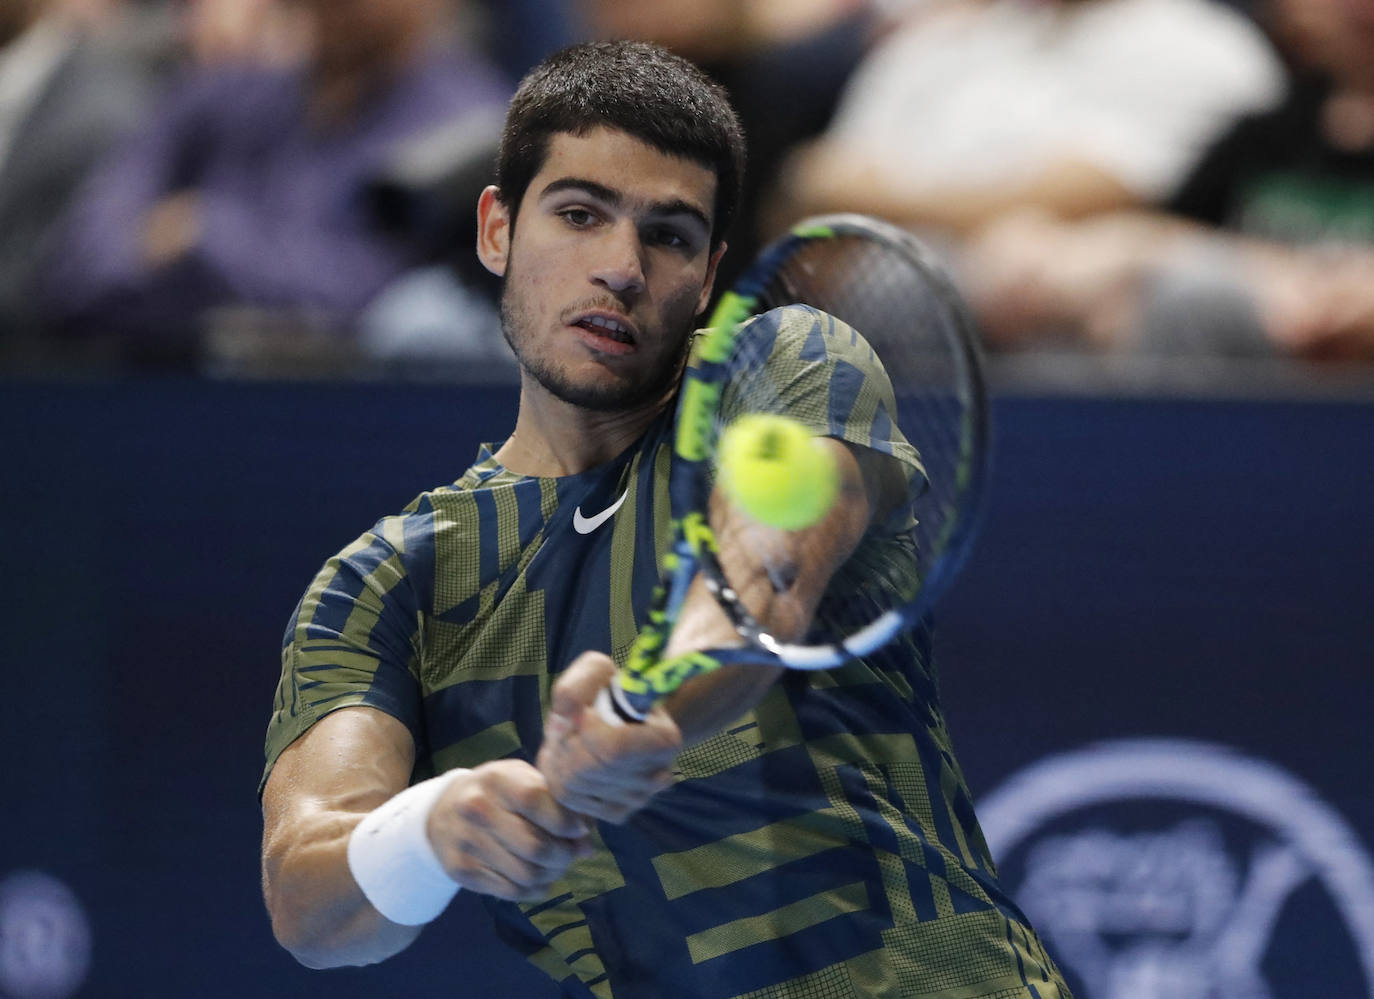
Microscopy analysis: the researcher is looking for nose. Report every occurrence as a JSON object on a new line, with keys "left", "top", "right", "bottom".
{"left": 589, "top": 222, "right": 646, "bottom": 296}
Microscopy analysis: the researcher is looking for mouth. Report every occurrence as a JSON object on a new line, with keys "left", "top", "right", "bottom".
{"left": 570, "top": 311, "right": 638, "bottom": 351}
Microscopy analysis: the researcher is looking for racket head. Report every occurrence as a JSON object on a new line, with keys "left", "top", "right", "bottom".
{"left": 751, "top": 214, "right": 991, "bottom": 637}
{"left": 610, "top": 214, "right": 990, "bottom": 720}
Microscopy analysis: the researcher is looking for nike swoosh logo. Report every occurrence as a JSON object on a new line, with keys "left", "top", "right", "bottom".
{"left": 573, "top": 489, "right": 629, "bottom": 534}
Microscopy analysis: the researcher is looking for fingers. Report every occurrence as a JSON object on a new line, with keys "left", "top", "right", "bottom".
{"left": 546, "top": 762, "right": 677, "bottom": 825}
{"left": 426, "top": 761, "right": 593, "bottom": 902}
{"left": 540, "top": 652, "right": 683, "bottom": 824}
{"left": 548, "top": 650, "right": 619, "bottom": 728}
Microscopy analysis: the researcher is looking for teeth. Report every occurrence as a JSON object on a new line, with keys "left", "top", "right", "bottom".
{"left": 583, "top": 316, "right": 630, "bottom": 341}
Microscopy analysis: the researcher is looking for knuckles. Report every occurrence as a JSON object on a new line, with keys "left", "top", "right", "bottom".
{"left": 448, "top": 788, "right": 498, "bottom": 830}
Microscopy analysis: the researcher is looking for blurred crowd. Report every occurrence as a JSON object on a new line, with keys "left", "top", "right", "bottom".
{"left": 0, "top": 0, "right": 1371, "bottom": 379}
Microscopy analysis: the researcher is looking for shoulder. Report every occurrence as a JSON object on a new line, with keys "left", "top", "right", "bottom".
{"left": 738, "top": 304, "right": 886, "bottom": 377}
{"left": 311, "top": 484, "right": 477, "bottom": 625}
{"left": 396, "top": 460, "right": 547, "bottom": 564}
{"left": 392, "top": 471, "right": 494, "bottom": 547}
{"left": 338, "top": 472, "right": 492, "bottom": 579}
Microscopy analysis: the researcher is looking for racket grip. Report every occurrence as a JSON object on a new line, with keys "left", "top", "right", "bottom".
{"left": 598, "top": 649, "right": 737, "bottom": 728}
{"left": 594, "top": 683, "right": 647, "bottom": 727}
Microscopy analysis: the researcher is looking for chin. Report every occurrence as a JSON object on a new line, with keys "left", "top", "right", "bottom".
{"left": 545, "top": 364, "right": 672, "bottom": 413}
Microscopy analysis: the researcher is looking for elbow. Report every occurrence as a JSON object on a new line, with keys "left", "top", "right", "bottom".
{"left": 261, "top": 830, "right": 354, "bottom": 968}
{"left": 282, "top": 940, "right": 370, "bottom": 972}
{"left": 263, "top": 871, "right": 419, "bottom": 970}
{"left": 265, "top": 894, "right": 384, "bottom": 970}
{"left": 263, "top": 883, "right": 345, "bottom": 969}
{"left": 281, "top": 939, "right": 345, "bottom": 971}
{"left": 260, "top": 847, "right": 349, "bottom": 969}
{"left": 267, "top": 912, "right": 332, "bottom": 970}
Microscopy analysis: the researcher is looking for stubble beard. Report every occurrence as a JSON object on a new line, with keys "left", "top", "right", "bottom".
{"left": 498, "top": 267, "right": 695, "bottom": 414}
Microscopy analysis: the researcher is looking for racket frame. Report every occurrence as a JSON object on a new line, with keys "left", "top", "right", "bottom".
{"left": 602, "top": 215, "right": 989, "bottom": 724}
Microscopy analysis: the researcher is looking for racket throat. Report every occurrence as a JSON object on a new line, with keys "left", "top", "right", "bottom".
{"left": 597, "top": 684, "right": 649, "bottom": 726}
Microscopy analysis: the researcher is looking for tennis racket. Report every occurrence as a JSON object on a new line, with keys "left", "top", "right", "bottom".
{"left": 597, "top": 213, "right": 990, "bottom": 724}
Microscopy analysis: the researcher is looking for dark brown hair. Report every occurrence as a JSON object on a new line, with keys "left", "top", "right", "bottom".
{"left": 496, "top": 40, "right": 747, "bottom": 248}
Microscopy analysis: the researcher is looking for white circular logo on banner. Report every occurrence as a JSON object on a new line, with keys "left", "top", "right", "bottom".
{"left": 0, "top": 871, "right": 91, "bottom": 999}
{"left": 978, "top": 739, "right": 1374, "bottom": 999}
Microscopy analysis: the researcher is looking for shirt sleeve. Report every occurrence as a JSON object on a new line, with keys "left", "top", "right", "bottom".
{"left": 718, "top": 307, "right": 929, "bottom": 638}
{"left": 261, "top": 518, "right": 425, "bottom": 795}
{"left": 717, "top": 304, "right": 927, "bottom": 493}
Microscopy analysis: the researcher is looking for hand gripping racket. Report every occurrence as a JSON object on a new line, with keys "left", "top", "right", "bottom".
{"left": 597, "top": 213, "right": 990, "bottom": 724}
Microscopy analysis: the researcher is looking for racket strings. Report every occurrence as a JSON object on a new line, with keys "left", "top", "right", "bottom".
{"left": 617, "top": 218, "right": 985, "bottom": 717}
{"left": 743, "top": 233, "right": 980, "bottom": 649}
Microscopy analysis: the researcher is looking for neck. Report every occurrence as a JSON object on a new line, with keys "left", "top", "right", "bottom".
{"left": 494, "top": 377, "right": 676, "bottom": 478}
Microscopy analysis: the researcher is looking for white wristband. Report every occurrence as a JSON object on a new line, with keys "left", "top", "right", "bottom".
{"left": 346, "top": 769, "right": 469, "bottom": 926}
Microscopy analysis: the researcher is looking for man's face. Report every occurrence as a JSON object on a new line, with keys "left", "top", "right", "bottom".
{"left": 477, "top": 127, "right": 724, "bottom": 412}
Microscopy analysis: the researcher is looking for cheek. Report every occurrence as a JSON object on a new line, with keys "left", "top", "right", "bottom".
{"left": 505, "top": 235, "right": 560, "bottom": 291}
{"left": 500, "top": 251, "right": 561, "bottom": 336}
{"left": 664, "top": 270, "right": 712, "bottom": 325}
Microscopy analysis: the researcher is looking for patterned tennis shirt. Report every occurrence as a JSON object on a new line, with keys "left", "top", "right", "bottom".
{"left": 263, "top": 305, "right": 1070, "bottom": 999}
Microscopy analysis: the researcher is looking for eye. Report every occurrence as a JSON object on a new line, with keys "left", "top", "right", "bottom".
{"left": 647, "top": 226, "right": 691, "bottom": 250}
{"left": 559, "top": 207, "right": 597, "bottom": 228}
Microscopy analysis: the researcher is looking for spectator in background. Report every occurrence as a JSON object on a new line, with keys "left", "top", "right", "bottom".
{"left": 0, "top": 0, "right": 152, "bottom": 359}
{"left": 766, "top": 0, "right": 1285, "bottom": 241}
{"left": 471, "top": 0, "right": 582, "bottom": 82}
{"left": 36, "top": 0, "right": 509, "bottom": 368}
{"left": 961, "top": 0, "right": 1374, "bottom": 361}
{"left": 177, "top": 0, "right": 305, "bottom": 69}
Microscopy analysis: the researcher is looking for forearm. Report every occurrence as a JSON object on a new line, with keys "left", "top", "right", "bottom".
{"left": 261, "top": 806, "right": 422, "bottom": 968}
{"left": 660, "top": 439, "right": 872, "bottom": 745}
{"left": 260, "top": 708, "right": 425, "bottom": 968}
{"left": 780, "top": 140, "right": 1142, "bottom": 238}
{"left": 266, "top": 736, "right": 591, "bottom": 964}
{"left": 880, "top": 163, "right": 1138, "bottom": 236}
{"left": 660, "top": 571, "right": 786, "bottom": 747}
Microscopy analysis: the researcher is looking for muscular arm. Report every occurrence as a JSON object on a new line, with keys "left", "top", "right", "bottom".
{"left": 261, "top": 707, "right": 423, "bottom": 968}
{"left": 262, "top": 706, "right": 592, "bottom": 969}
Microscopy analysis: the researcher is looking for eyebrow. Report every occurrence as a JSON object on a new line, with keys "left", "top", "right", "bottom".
{"left": 538, "top": 177, "right": 712, "bottom": 235}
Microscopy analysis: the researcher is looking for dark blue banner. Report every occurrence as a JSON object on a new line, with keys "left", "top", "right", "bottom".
{"left": 2, "top": 380, "right": 1370, "bottom": 998}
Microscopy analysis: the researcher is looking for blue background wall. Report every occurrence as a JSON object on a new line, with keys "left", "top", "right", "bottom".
{"left": 3, "top": 377, "right": 1371, "bottom": 997}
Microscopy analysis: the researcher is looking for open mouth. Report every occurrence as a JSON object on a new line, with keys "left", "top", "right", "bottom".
{"left": 574, "top": 314, "right": 636, "bottom": 345}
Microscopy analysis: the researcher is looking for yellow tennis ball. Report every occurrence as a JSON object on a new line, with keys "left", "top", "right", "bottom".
{"left": 717, "top": 414, "right": 839, "bottom": 530}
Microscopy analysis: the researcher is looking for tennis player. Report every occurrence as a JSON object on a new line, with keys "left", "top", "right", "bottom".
{"left": 260, "top": 39, "right": 1071, "bottom": 999}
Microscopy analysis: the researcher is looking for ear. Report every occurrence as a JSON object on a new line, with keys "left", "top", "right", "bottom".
{"left": 476, "top": 185, "right": 511, "bottom": 277}
{"left": 697, "top": 242, "right": 728, "bottom": 316}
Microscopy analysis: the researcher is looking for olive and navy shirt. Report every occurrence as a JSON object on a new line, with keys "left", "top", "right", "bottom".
{"left": 263, "top": 306, "right": 1070, "bottom": 999}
